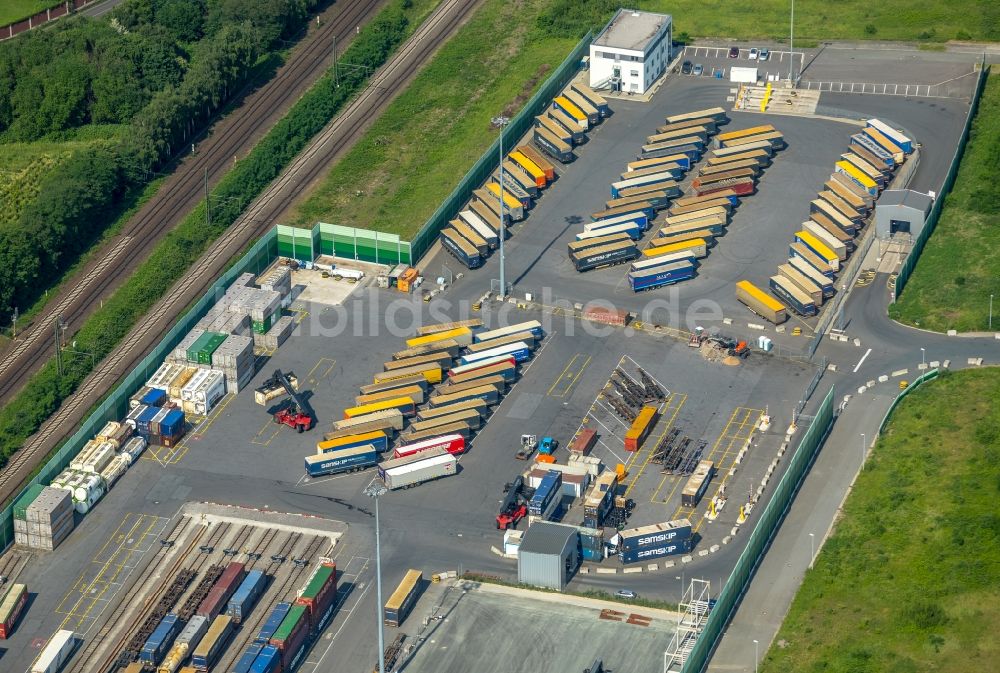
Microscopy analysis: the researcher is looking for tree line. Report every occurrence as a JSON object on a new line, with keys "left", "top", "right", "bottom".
{"left": 0, "top": 0, "right": 322, "bottom": 322}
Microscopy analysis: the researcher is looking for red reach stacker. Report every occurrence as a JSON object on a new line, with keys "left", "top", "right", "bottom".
{"left": 265, "top": 369, "right": 316, "bottom": 432}
{"left": 496, "top": 476, "right": 529, "bottom": 530}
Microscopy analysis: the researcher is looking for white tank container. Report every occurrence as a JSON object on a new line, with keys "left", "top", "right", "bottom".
{"left": 73, "top": 474, "right": 105, "bottom": 514}
{"left": 119, "top": 436, "right": 147, "bottom": 464}
{"left": 100, "top": 455, "right": 129, "bottom": 488}
{"left": 181, "top": 369, "right": 212, "bottom": 401}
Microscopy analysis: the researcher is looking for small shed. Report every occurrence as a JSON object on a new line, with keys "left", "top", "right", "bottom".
{"left": 875, "top": 189, "right": 933, "bottom": 239}
{"left": 517, "top": 522, "right": 579, "bottom": 591}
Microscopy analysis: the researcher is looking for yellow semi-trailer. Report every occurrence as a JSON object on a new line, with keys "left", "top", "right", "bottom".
{"left": 355, "top": 385, "right": 426, "bottom": 407}
{"left": 795, "top": 230, "right": 841, "bottom": 271}
{"left": 642, "top": 238, "right": 709, "bottom": 260}
{"left": 735, "top": 280, "right": 788, "bottom": 324}
{"left": 406, "top": 327, "right": 473, "bottom": 349}
{"left": 715, "top": 124, "right": 776, "bottom": 147}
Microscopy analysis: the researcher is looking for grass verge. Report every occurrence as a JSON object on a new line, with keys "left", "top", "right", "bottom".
{"left": 288, "top": 0, "right": 576, "bottom": 236}
{"left": 0, "top": 0, "right": 434, "bottom": 483}
{"left": 0, "top": 0, "right": 59, "bottom": 26}
{"left": 762, "top": 368, "right": 1000, "bottom": 673}
{"left": 889, "top": 73, "right": 1000, "bottom": 332}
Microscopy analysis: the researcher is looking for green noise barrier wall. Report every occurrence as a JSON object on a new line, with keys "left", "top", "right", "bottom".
{"left": 278, "top": 223, "right": 412, "bottom": 266}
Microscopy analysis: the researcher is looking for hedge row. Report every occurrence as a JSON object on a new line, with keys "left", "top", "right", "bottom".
{"left": 0, "top": 1, "right": 414, "bottom": 478}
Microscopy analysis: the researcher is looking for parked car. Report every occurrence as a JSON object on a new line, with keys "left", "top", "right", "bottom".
{"left": 748, "top": 48, "right": 759, "bottom": 60}
{"left": 759, "top": 48, "right": 770, "bottom": 61}
{"left": 692, "top": 63, "right": 704, "bottom": 76}
{"left": 728, "top": 46, "right": 740, "bottom": 58}
{"left": 616, "top": 589, "right": 638, "bottom": 599}
{"left": 681, "top": 60, "right": 693, "bottom": 75}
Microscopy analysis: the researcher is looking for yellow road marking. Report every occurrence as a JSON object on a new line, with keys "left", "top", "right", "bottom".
{"left": 306, "top": 356, "right": 337, "bottom": 384}
{"left": 547, "top": 353, "right": 592, "bottom": 398}
{"left": 624, "top": 394, "right": 687, "bottom": 497}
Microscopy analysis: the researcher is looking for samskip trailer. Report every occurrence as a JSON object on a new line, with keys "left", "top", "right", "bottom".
{"left": 628, "top": 260, "right": 696, "bottom": 292}
{"left": 619, "top": 519, "right": 693, "bottom": 552}
{"left": 571, "top": 240, "right": 639, "bottom": 272}
{"left": 620, "top": 538, "right": 693, "bottom": 564}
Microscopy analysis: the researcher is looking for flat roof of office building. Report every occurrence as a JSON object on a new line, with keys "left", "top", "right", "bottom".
{"left": 593, "top": 9, "right": 672, "bottom": 52}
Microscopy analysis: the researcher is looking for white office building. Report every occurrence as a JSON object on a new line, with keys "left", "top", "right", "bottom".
{"left": 589, "top": 9, "right": 672, "bottom": 95}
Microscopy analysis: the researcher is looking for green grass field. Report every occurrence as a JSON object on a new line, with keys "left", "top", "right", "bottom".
{"left": 890, "top": 73, "right": 1000, "bottom": 332}
{"left": 288, "top": 0, "right": 576, "bottom": 235}
{"left": 0, "top": 1, "right": 60, "bottom": 26}
{"left": 762, "top": 368, "right": 1000, "bottom": 673}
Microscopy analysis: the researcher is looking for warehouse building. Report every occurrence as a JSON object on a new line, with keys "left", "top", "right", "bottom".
{"left": 589, "top": 9, "right": 672, "bottom": 95}
{"left": 517, "top": 522, "right": 579, "bottom": 591}
{"left": 875, "top": 189, "right": 933, "bottom": 239}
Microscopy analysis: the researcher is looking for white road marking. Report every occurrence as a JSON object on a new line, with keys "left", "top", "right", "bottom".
{"left": 852, "top": 348, "right": 873, "bottom": 373}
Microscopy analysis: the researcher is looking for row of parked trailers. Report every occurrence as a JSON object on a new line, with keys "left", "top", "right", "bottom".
{"left": 566, "top": 107, "right": 733, "bottom": 287}
{"left": 440, "top": 85, "right": 611, "bottom": 270}
{"left": 735, "top": 118, "right": 912, "bottom": 323}
{"left": 303, "top": 321, "right": 545, "bottom": 489}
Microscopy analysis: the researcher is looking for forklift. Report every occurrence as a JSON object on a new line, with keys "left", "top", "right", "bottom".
{"left": 263, "top": 369, "right": 316, "bottom": 432}
{"left": 496, "top": 476, "right": 531, "bottom": 530}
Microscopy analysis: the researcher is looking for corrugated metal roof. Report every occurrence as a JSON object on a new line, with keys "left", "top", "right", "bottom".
{"left": 519, "top": 522, "right": 576, "bottom": 555}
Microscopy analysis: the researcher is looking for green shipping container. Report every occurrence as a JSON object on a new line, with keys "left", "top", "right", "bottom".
{"left": 301, "top": 564, "right": 335, "bottom": 600}
{"left": 252, "top": 313, "right": 276, "bottom": 335}
{"left": 197, "top": 332, "right": 228, "bottom": 365}
{"left": 186, "top": 332, "right": 215, "bottom": 363}
{"left": 272, "top": 603, "right": 308, "bottom": 642}
{"left": 13, "top": 484, "right": 45, "bottom": 520}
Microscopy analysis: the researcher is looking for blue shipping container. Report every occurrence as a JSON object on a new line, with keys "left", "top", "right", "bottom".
{"left": 140, "top": 613, "right": 180, "bottom": 664}
{"left": 256, "top": 602, "right": 291, "bottom": 644}
{"left": 159, "top": 409, "right": 185, "bottom": 437}
{"left": 250, "top": 645, "right": 282, "bottom": 673}
{"left": 582, "top": 546, "right": 604, "bottom": 561}
{"left": 137, "top": 406, "right": 159, "bottom": 435}
{"left": 229, "top": 569, "right": 268, "bottom": 624}
{"left": 141, "top": 388, "right": 168, "bottom": 406}
{"left": 233, "top": 642, "right": 264, "bottom": 673}
{"left": 619, "top": 523, "right": 692, "bottom": 553}
{"left": 628, "top": 263, "right": 695, "bottom": 292}
{"left": 620, "top": 538, "right": 693, "bottom": 564}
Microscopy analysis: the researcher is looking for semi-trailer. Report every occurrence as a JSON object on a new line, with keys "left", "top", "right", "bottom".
{"left": 440, "top": 228, "right": 483, "bottom": 269}
{"left": 448, "top": 219, "right": 490, "bottom": 257}
{"left": 581, "top": 219, "right": 645, "bottom": 239}
{"left": 663, "top": 206, "right": 729, "bottom": 227}
{"left": 0, "top": 583, "right": 27, "bottom": 638}
{"left": 384, "top": 352, "right": 454, "bottom": 373}
{"left": 861, "top": 126, "right": 906, "bottom": 164}
{"left": 848, "top": 144, "right": 893, "bottom": 176}
{"left": 698, "top": 158, "right": 761, "bottom": 177}
{"left": 735, "top": 280, "right": 788, "bottom": 324}
{"left": 570, "top": 82, "right": 610, "bottom": 117}
{"left": 710, "top": 139, "right": 774, "bottom": 158}
{"left": 841, "top": 152, "right": 887, "bottom": 187}
{"left": 474, "top": 319, "right": 543, "bottom": 341}
{"left": 694, "top": 177, "right": 754, "bottom": 197}
{"left": 456, "top": 211, "right": 502, "bottom": 248}
{"left": 802, "top": 220, "right": 848, "bottom": 260}
{"left": 552, "top": 96, "right": 589, "bottom": 129}
{"left": 658, "top": 219, "right": 725, "bottom": 239}
{"left": 834, "top": 160, "right": 878, "bottom": 196}
{"left": 611, "top": 173, "right": 677, "bottom": 199}
{"left": 354, "top": 384, "right": 426, "bottom": 407}
{"left": 795, "top": 230, "right": 841, "bottom": 271}
{"left": 575, "top": 223, "right": 643, "bottom": 243}
{"left": 447, "top": 355, "right": 516, "bottom": 380}
{"left": 392, "top": 340, "right": 462, "bottom": 361}
{"left": 491, "top": 168, "right": 535, "bottom": 205}
{"left": 463, "top": 331, "right": 536, "bottom": 354}
{"left": 533, "top": 126, "right": 575, "bottom": 164}
{"left": 329, "top": 408, "right": 405, "bottom": 433}
{"left": 720, "top": 130, "right": 785, "bottom": 151}
{"left": 517, "top": 144, "right": 555, "bottom": 180}
{"left": 432, "top": 375, "right": 506, "bottom": 399}
{"left": 646, "top": 125, "right": 709, "bottom": 145}
{"left": 649, "top": 228, "right": 719, "bottom": 249}
{"left": 394, "top": 433, "right": 466, "bottom": 457}
{"left": 317, "top": 430, "right": 389, "bottom": 455}
{"left": 416, "top": 398, "right": 489, "bottom": 421}
{"left": 617, "top": 179, "right": 683, "bottom": 199}
{"left": 704, "top": 148, "right": 771, "bottom": 167}
{"left": 507, "top": 150, "right": 547, "bottom": 188}
{"left": 485, "top": 182, "right": 526, "bottom": 220}
{"left": 627, "top": 153, "right": 692, "bottom": 172}
{"left": 469, "top": 199, "right": 506, "bottom": 234}
{"left": 668, "top": 197, "right": 733, "bottom": 216}
{"left": 808, "top": 213, "right": 855, "bottom": 250}
{"left": 620, "top": 538, "right": 693, "bottom": 563}
{"left": 458, "top": 341, "right": 532, "bottom": 365}
{"left": 824, "top": 178, "right": 872, "bottom": 212}
{"left": 378, "top": 447, "right": 458, "bottom": 489}
{"left": 692, "top": 167, "right": 756, "bottom": 189}
{"left": 570, "top": 240, "right": 640, "bottom": 272}
{"left": 715, "top": 124, "right": 775, "bottom": 148}
{"left": 643, "top": 238, "right": 709, "bottom": 260}
{"left": 681, "top": 460, "right": 715, "bottom": 506}
{"left": 628, "top": 261, "right": 695, "bottom": 292}
{"left": 31, "top": 630, "right": 77, "bottom": 673}
{"left": 769, "top": 275, "right": 817, "bottom": 317}
{"left": 789, "top": 255, "right": 835, "bottom": 298}
{"left": 344, "top": 395, "right": 418, "bottom": 419}
{"left": 640, "top": 142, "right": 703, "bottom": 162}
{"left": 777, "top": 263, "right": 824, "bottom": 306}
{"left": 618, "top": 519, "right": 692, "bottom": 552}
{"left": 632, "top": 251, "right": 697, "bottom": 272}
{"left": 428, "top": 384, "right": 501, "bottom": 408}
{"left": 789, "top": 242, "right": 835, "bottom": 279}
{"left": 817, "top": 191, "right": 865, "bottom": 224}
{"left": 588, "top": 207, "right": 651, "bottom": 227}
{"left": 621, "top": 163, "right": 685, "bottom": 181}
{"left": 536, "top": 113, "right": 576, "bottom": 145}
{"left": 407, "top": 326, "right": 474, "bottom": 349}
{"left": 664, "top": 107, "right": 729, "bottom": 125}
{"left": 405, "top": 409, "right": 482, "bottom": 434}
{"left": 849, "top": 132, "right": 895, "bottom": 168}
{"left": 305, "top": 447, "right": 380, "bottom": 477}
{"left": 562, "top": 88, "right": 601, "bottom": 125}
{"left": 384, "top": 569, "right": 424, "bottom": 627}
{"left": 830, "top": 172, "right": 876, "bottom": 207}
{"left": 866, "top": 118, "right": 913, "bottom": 153}
{"left": 500, "top": 160, "right": 541, "bottom": 197}
{"left": 672, "top": 189, "right": 739, "bottom": 209}
{"left": 654, "top": 116, "right": 718, "bottom": 135}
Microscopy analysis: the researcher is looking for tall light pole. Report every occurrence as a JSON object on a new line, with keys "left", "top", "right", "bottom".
{"left": 788, "top": 0, "right": 795, "bottom": 83}
{"left": 808, "top": 532, "right": 815, "bottom": 569}
{"left": 920, "top": 347, "right": 926, "bottom": 368}
{"left": 753, "top": 639, "right": 759, "bottom": 673}
{"left": 860, "top": 433, "right": 866, "bottom": 464}
{"left": 989, "top": 294, "right": 993, "bottom": 330}
{"left": 491, "top": 115, "right": 510, "bottom": 300}
{"left": 364, "top": 482, "right": 389, "bottom": 673}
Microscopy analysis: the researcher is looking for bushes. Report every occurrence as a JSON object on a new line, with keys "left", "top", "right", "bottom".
{"left": 0, "top": 0, "right": 417, "bottom": 472}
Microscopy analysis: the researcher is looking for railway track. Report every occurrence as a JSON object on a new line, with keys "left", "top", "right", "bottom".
{"left": 0, "top": 0, "right": 386, "bottom": 507}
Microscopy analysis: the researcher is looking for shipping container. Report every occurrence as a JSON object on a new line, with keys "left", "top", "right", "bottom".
{"left": 624, "top": 406, "right": 659, "bottom": 451}
{"left": 270, "top": 604, "right": 309, "bottom": 671}
{"left": 681, "top": 460, "right": 715, "bottom": 507}
{"left": 620, "top": 538, "right": 693, "bottom": 564}
{"left": 158, "top": 643, "right": 188, "bottom": 673}
{"left": 344, "top": 397, "right": 417, "bottom": 420}
{"left": 769, "top": 275, "right": 817, "bottom": 317}
{"left": 789, "top": 255, "right": 835, "bottom": 298}
{"left": 191, "top": 614, "right": 232, "bottom": 670}
{"left": 570, "top": 240, "right": 640, "bottom": 272}
{"left": 177, "top": 615, "right": 208, "bottom": 649}
{"left": 378, "top": 447, "right": 457, "bottom": 490}
{"left": 529, "top": 470, "right": 563, "bottom": 518}
{"left": 141, "top": 614, "right": 180, "bottom": 664}
{"left": 305, "top": 445, "right": 379, "bottom": 477}
{"left": 569, "top": 429, "right": 597, "bottom": 455}
{"left": 584, "top": 471, "right": 618, "bottom": 521}
{"left": 735, "top": 280, "right": 788, "bottom": 325}
{"left": 440, "top": 228, "right": 484, "bottom": 270}
{"left": 296, "top": 561, "right": 338, "bottom": 630}
{"left": 233, "top": 643, "right": 264, "bottom": 673}
{"left": 250, "top": 645, "right": 282, "bottom": 673}
{"left": 197, "top": 562, "right": 246, "bottom": 619}
{"left": 619, "top": 519, "right": 693, "bottom": 552}
{"left": 255, "top": 603, "right": 291, "bottom": 645}
{"left": 229, "top": 570, "right": 268, "bottom": 624}
{"left": 31, "top": 629, "right": 76, "bottom": 673}
{"left": 0, "top": 583, "right": 28, "bottom": 638}
{"left": 416, "top": 398, "right": 489, "bottom": 420}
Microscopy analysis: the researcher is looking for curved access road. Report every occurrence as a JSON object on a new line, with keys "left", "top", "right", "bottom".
{"left": 0, "top": 0, "right": 481, "bottom": 508}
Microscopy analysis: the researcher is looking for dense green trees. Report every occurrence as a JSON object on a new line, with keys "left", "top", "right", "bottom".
{"left": 0, "top": 0, "right": 322, "bottom": 321}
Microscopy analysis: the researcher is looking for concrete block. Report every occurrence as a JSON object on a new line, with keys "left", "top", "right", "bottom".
{"left": 857, "top": 385, "right": 866, "bottom": 394}
{"left": 623, "top": 567, "right": 643, "bottom": 574}
{"left": 775, "top": 325, "right": 785, "bottom": 333}
{"left": 866, "top": 380, "right": 876, "bottom": 388}
{"left": 579, "top": 566, "right": 590, "bottom": 574}
{"left": 596, "top": 567, "right": 618, "bottom": 574}
{"left": 722, "top": 536, "right": 732, "bottom": 544}
{"left": 943, "top": 359, "right": 951, "bottom": 368}
{"left": 664, "top": 560, "right": 675, "bottom": 568}
{"left": 878, "top": 375, "right": 889, "bottom": 383}
{"left": 681, "top": 555, "right": 693, "bottom": 564}
{"left": 947, "top": 329, "right": 958, "bottom": 336}
{"left": 647, "top": 564, "right": 659, "bottom": 571}
{"left": 918, "top": 363, "right": 928, "bottom": 370}
{"left": 710, "top": 545, "right": 720, "bottom": 553}
{"left": 854, "top": 338, "right": 862, "bottom": 346}
{"left": 697, "top": 549, "right": 709, "bottom": 557}
{"left": 723, "top": 317, "right": 733, "bottom": 325}
{"left": 929, "top": 361, "right": 940, "bottom": 368}
{"left": 995, "top": 333, "right": 1000, "bottom": 340}
{"left": 891, "top": 368, "right": 908, "bottom": 377}
{"left": 747, "top": 323, "right": 765, "bottom": 331}
{"left": 968, "top": 357, "right": 983, "bottom": 366}
{"left": 827, "top": 363, "right": 837, "bottom": 371}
